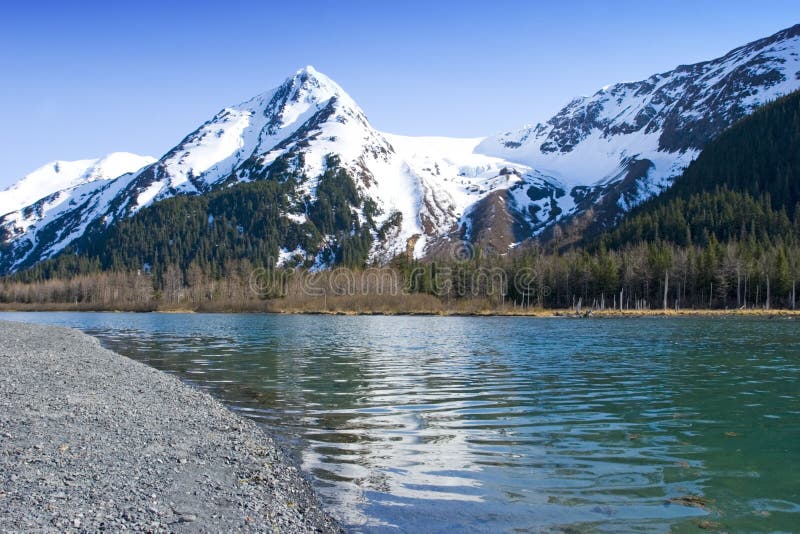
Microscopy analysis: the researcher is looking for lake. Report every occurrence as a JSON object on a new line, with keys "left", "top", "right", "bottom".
{"left": 1, "top": 312, "right": 798, "bottom": 532}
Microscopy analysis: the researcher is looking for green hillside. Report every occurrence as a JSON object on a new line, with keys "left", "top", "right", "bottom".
{"left": 594, "top": 89, "right": 800, "bottom": 250}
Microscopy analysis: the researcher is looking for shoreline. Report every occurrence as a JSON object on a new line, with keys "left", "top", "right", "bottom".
{"left": 0, "top": 320, "right": 341, "bottom": 532}
{"left": 1, "top": 302, "right": 799, "bottom": 318}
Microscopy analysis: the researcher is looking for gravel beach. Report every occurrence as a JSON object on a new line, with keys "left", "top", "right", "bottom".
{"left": 0, "top": 321, "right": 342, "bottom": 533}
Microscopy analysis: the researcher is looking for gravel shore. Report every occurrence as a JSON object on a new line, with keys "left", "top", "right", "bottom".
{"left": 0, "top": 321, "right": 342, "bottom": 533}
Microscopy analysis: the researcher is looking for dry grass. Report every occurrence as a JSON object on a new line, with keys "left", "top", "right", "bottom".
{"left": 3, "top": 298, "right": 796, "bottom": 317}
{"left": 1, "top": 267, "right": 797, "bottom": 317}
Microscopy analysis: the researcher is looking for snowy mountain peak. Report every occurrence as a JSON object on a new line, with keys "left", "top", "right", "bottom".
{"left": 249, "top": 65, "right": 356, "bottom": 122}
{"left": 0, "top": 152, "right": 154, "bottom": 217}
{"left": 279, "top": 65, "right": 345, "bottom": 103}
{"left": 293, "top": 64, "right": 330, "bottom": 83}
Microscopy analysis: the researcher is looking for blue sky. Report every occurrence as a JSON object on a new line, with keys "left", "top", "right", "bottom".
{"left": 1, "top": 0, "right": 799, "bottom": 185}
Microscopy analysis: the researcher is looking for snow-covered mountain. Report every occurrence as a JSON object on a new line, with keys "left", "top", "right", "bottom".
{"left": 0, "top": 66, "right": 527, "bottom": 272}
{"left": 0, "top": 153, "right": 155, "bottom": 217}
{"left": 2, "top": 24, "right": 799, "bottom": 273}
{"left": 477, "top": 23, "right": 800, "bottom": 237}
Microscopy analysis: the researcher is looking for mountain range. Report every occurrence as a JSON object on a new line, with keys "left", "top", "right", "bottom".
{"left": 2, "top": 24, "right": 799, "bottom": 274}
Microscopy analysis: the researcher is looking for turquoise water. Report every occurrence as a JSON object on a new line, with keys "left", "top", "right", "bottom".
{"left": 2, "top": 312, "right": 799, "bottom": 532}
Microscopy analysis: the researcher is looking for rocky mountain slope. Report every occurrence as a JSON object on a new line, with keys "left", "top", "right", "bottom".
{"left": 1, "top": 24, "right": 799, "bottom": 274}
{"left": 477, "top": 23, "right": 800, "bottom": 241}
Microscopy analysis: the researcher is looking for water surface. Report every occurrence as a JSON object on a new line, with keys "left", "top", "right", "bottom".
{"left": 2, "top": 312, "right": 798, "bottom": 532}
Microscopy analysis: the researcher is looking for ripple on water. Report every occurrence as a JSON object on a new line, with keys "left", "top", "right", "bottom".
{"left": 3, "top": 312, "right": 799, "bottom": 533}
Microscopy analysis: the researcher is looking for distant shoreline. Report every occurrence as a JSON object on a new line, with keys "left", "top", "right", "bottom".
{"left": 0, "top": 302, "right": 797, "bottom": 318}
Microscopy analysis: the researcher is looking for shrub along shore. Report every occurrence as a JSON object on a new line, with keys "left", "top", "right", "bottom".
{"left": 0, "top": 296, "right": 798, "bottom": 317}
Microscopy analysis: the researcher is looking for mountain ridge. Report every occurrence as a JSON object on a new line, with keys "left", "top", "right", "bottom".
{"left": 0, "top": 152, "right": 155, "bottom": 218}
{"left": 2, "top": 24, "right": 800, "bottom": 274}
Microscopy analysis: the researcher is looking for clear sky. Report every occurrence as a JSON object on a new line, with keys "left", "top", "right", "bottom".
{"left": 1, "top": 0, "right": 799, "bottom": 186}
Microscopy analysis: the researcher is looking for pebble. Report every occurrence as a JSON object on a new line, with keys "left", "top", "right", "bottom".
{"left": 0, "top": 321, "right": 342, "bottom": 533}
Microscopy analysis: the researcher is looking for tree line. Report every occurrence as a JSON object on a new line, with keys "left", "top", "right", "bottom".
{"left": 2, "top": 236, "right": 797, "bottom": 311}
